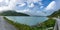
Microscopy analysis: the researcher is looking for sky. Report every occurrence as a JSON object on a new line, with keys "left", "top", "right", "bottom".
{"left": 0, "top": 0, "right": 60, "bottom": 16}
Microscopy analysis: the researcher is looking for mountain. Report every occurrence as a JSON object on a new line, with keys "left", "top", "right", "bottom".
{"left": 48, "top": 9, "right": 60, "bottom": 17}
{"left": 0, "top": 10, "right": 29, "bottom": 16}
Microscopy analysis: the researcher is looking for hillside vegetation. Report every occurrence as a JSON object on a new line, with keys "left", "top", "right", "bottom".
{"left": 48, "top": 9, "right": 60, "bottom": 17}
{"left": 0, "top": 10, "right": 29, "bottom": 16}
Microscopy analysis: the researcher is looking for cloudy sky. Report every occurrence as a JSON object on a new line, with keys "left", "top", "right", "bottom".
{"left": 0, "top": 0, "right": 60, "bottom": 16}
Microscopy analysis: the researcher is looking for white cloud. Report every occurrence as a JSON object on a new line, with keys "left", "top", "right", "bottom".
{"left": 45, "top": 1, "right": 56, "bottom": 11}
{"left": 0, "top": 0, "right": 17, "bottom": 12}
{"left": 39, "top": 2, "right": 43, "bottom": 5}
{"left": 26, "top": 0, "right": 42, "bottom": 4}
{"left": 16, "top": 9, "right": 30, "bottom": 13}
{"left": 17, "top": 0, "right": 26, "bottom": 3}
{"left": 0, "top": 0, "right": 43, "bottom": 12}
{"left": 8, "top": 0, "right": 16, "bottom": 9}
{"left": 0, "top": 0, "right": 60, "bottom": 16}
{"left": 16, "top": 0, "right": 60, "bottom": 16}
{"left": 16, "top": 9, "right": 49, "bottom": 16}
{"left": 0, "top": 6, "right": 12, "bottom": 12}
{"left": 33, "top": 0, "right": 42, "bottom": 3}
{"left": 18, "top": 3, "right": 26, "bottom": 7}
{"left": 40, "top": 6, "right": 44, "bottom": 8}
{"left": 28, "top": 3, "right": 34, "bottom": 7}
{"left": 27, "top": 0, "right": 40, "bottom": 3}
{"left": 0, "top": 0, "right": 3, "bottom": 2}
{"left": 5, "top": 0, "right": 9, "bottom": 3}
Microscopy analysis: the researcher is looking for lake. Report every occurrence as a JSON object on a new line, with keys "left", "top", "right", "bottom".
{"left": 6, "top": 16, "right": 48, "bottom": 26}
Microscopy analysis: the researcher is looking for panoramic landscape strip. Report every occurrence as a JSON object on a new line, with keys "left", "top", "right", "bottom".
{"left": 0, "top": 9, "right": 59, "bottom": 16}
{"left": 0, "top": 0, "right": 60, "bottom": 30}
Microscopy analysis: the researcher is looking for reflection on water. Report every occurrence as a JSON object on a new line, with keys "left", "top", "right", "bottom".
{"left": 6, "top": 16, "right": 48, "bottom": 26}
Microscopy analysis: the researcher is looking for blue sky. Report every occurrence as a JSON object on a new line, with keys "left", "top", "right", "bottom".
{"left": 15, "top": 0, "right": 53, "bottom": 10}
{"left": 0, "top": 0, "right": 60, "bottom": 16}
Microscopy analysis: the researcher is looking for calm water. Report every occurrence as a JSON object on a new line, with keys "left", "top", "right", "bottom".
{"left": 6, "top": 16, "right": 48, "bottom": 26}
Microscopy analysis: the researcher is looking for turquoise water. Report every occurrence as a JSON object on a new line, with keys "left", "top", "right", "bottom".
{"left": 6, "top": 16, "right": 48, "bottom": 26}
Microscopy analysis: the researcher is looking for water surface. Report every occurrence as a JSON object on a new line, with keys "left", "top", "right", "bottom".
{"left": 6, "top": 16, "right": 48, "bottom": 26}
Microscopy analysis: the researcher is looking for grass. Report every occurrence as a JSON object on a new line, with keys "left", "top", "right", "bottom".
{"left": 3, "top": 17, "right": 56, "bottom": 30}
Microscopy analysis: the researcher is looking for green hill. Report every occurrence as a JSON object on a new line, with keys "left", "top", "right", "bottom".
{"left": 0, "top": 10, "right": 29, "bottom": 16}
{"left": 48, "top": 9, "right": 60, "bottom": 17}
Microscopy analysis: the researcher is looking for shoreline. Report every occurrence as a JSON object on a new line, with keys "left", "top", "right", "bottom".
{"left": 3, "top": 16, "right": 56, "bottom": 30}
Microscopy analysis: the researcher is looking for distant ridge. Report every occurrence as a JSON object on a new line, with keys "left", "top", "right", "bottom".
{"left": 48, "top": 9, "right": 60, "bottom": 17}
{"left": 0, "top": 10, "right": 29, "bottom": 16}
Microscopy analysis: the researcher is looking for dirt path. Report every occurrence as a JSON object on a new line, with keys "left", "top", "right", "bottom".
{"left": 0, "top": 16, "right": 17, "bottom": 30}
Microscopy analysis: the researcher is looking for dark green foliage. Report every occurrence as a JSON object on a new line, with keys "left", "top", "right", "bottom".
{"left": 42, "top": 18, "right": 56, "bottom": 28}
{"left": 34, "top": 19, "right": 56, "bottom": 30}
{"left": 36, "top": 18, "right": 56, "bottom": 29}
{"left": 49, "top": 9, "right": 60, "bottom": 17}
{"left": 0, "top": 10, "right": 29, "bottom": 16}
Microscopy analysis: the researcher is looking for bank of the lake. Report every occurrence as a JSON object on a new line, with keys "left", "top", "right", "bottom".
{"left": 3, "top": 17, "right": 56, "bottom": 30}
{"left": 5, "top": 16, "right": 48, "bottom": 26}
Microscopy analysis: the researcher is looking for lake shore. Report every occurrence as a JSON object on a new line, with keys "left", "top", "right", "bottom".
{"left": 3, "top": 16, "right": 56, "bottom": 30}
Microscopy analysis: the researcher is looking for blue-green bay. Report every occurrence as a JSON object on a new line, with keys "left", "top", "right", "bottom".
{"left": 6, "top": 16, "right": 48, "bottom": 26}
